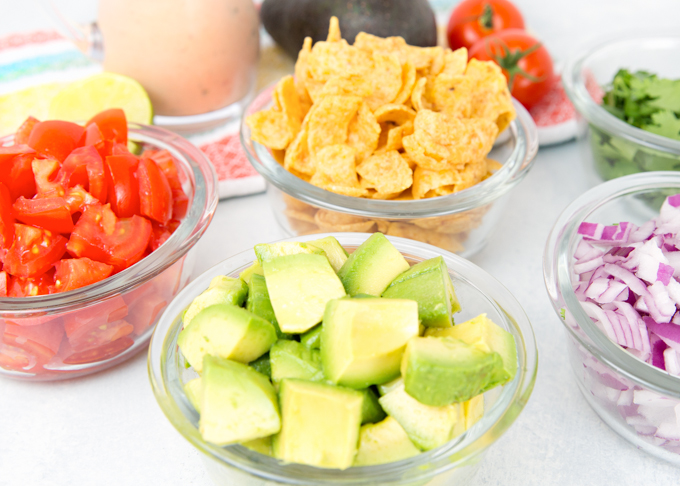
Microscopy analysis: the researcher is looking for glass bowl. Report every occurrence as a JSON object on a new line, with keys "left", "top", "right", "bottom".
{"left": 240, "top": 87, "right": 538, "bottom": 259}
{"left": 563, "top": 34, "right": 680, "bottom": 184}
{"left": 149, "top": 233, "right": 538, "bottom": 486}
{"left": 544, "top": 172, "right": 680, "bottom": 465}
{"left": 0, "top": 124, "right": 218, "bottom": 381}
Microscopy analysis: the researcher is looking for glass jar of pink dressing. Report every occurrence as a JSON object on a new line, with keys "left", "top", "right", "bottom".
{"left": 38, "top": 0, "right": 260, "bottom": 130}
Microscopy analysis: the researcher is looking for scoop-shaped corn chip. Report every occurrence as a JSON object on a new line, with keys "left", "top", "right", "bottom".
{"left": 412, "top": 166, "right": 462, "bottom": 199}
{"left": 307, "top": 95, "right": 362, "bottom": 156}
{"left": 393, "top": 61, "right": 417, "bottom": 105}
{"left": 247, "top": 109, "right": 294, "bottom": 150}
{"left": 347, "top": 102, "right": 381, "bottom": 162}
{"left": 357, "top": 150, "right": 413, "bottom": 195}
{"left": 309, "top": 144, "right": 361, "bottom": 190}
{"left": 465, "top": 59, "right": 516, "bottom": 133}
{"left": 387, "top": 222, "right": 464, "bottom": 253}
{"left": 284, "top": 128, "right": 315, "bottom": 176}
{"left": 374, "top": 104, "right": 416, "bottom": 125}
{"left": 314, "top": 209, "right": 376, "bottom": 232}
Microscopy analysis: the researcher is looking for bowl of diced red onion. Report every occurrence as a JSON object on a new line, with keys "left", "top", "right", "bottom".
{"left": 544, "top": 172, "right": 680, "bottom": 465}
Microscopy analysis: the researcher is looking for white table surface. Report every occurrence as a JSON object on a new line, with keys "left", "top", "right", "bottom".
{"left": 2, "top": 1, "right": 680, "bottom": 485}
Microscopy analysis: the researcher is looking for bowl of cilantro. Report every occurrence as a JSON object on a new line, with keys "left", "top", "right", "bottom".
{"left": 563, "top": 34, "right": 680, "bottom": 183}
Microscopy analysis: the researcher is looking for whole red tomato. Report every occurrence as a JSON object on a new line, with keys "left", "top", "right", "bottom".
{"left": 447, "top": 0, "right": 525, "bottom": 51}
{"left": 469, "top": 29, "right": 555, "bottom": 109}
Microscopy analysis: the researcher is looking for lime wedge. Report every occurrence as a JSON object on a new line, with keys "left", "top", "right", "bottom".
{"left": 48, "top": 72, "right": 153, "bottom": 124}
{"left": 0, "top": 82, "right": 68, "bottom": 137}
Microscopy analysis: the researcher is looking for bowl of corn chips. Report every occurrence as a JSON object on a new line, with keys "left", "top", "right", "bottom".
{"left": 242, "top": 18, "right": 538, "bottom": 258}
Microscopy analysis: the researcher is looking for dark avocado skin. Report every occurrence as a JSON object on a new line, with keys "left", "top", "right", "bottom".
{"left": 261, "top": 0, "right": 438, "bottom": 59}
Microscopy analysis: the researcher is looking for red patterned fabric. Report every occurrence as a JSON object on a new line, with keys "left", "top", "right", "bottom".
{"left": 199, "top": 131, "right": 258, "bottom": 181}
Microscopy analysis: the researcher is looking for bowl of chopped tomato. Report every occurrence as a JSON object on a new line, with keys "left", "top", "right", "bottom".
{"left": 0, "top": 109, "right": 218, "bottom": 380}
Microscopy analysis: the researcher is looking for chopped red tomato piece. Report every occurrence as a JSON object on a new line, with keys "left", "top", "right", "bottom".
{"left": 86, "top": 108, "right": 128, "bottom": 145}
{"left": 149, "top": 219, "right": 181, "bottom": 252}
{"left": 66, "top": 204, "right": 151, "bottom": 271}
{"left": 0, "top": 183, "right": 15, "bottom": 248}
{"left": 59, "top": 145, "right": 107, "bottom": 202}
{"left": 144, "top": 150, "right": 189, "bottom": 219}
{"left": 53, "top": 257, "right": 113, "bottom": 292}
{"left": 63, "top": 185, "right": 99, "bottom": 214}
{"left": 128, "top": 291, "right": 167, "bottom": 335}
{"left": 14, "top": 116, "right": 39, "bottom": 145}
{"left": 13, "top": 196, "right": 74, "bottom": 234}
{"left": 105, "top": 153, "right": 140, "bottom": 218}
{"left": 6, "top": 269, "right": 55, "bottom": 297}
{"left": 4, "top": 224, "right": 67, "bottom": 278}
{"left": 32, "top": 158, "right": 64, "bottom": 198}
{"left": 0, "top": 271, "right": 7, "bottom": 296}
{"left": 138, "top": 156, "right": 172, "bottom": 224}
{"left": 112, "top": 143, "right": 131, "bottom": 155}
{"left": 3, "top": 154, "right": 37, "bottom": 201}
{"left": 63, "top": 336, "right": 134, "bottom": 364}
{"left": 63, "top": 295, "right": 130, "bottom": 351}
{"left": 27, "top": 120, "right": 84, "bottom": 162}
{"left": 1, "top": 319, "right": 64, "bottom": 371}
{"left": 0, "top": 144, "right": 35, "bottom": 165}
{"left": 79, "top": 122, "right": 105, "bottom": 147}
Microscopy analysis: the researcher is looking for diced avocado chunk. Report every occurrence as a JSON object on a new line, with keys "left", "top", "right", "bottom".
{"left": 183, "top": 276, "right": 249, "bottom": 327}
{"left": 247, "top": 274, "right": 290, "bottom": 339}
{"left": 241, "top": 436, "right": 272, "bottom": 456}
{"left": 264, "top": 253, "right": 346, "bottom": 333}
{"left": 250, "top": 353, "right": 271, "bottom": 378}
{"left": 359, "top": 387, "right": 386, "bottom": 424}
{"left": 382, "top": 257, "right": 461, "bottom": 328}
{"left": 239, "top": 261, "right": 264, "bottom": 284}
{"left": 377, "top": 377, "right": 403, "bottom": 396}
{"left": 378, "top": 381, "right": 464, "bottom": 451}
{"left": 199, "top": 356, "right": 281, "bottom": 446}
{"left": 184, "top": 377, "right": 202, "bottom": 413}
{"left": 270, "top": 340, "right": 324, "bottom": 385}
{"left": 401, "top": 336, "right": 504, "bottom": 406}
{"left": 337, "top": 233, "right": 409, "bottom": 296}
{"left": 255, "top": 241, "right": 326, "bottom": 265}
{"left": 426, "top": 313, "right": 517, "bottom": 389}
{"left": 300, "top": 324, "right": 322, "bottom": 349}
{"left": 321, "top": 297, "right": 419, "bottom": 388}
{"left": 177, "top": 304, "right": 277, "bottom": 372}
{"left": 273, "top": 379, "right": 363, "bottom": 469}
{"left": 464, "top": 394, "right": 484, "bottom": 430}
{"left": 307, "top": 236, "right": 349, "bottom": 273}
{"left": 353, "top": 416, "right": 420, "bottom": 466}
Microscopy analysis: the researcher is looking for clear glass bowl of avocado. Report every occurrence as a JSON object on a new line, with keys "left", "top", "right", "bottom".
{"left": 563, "top": 34, "right": 680, "bottom": 184}
{"left": 149, "top": 233, "right": 537, "bottom": 485}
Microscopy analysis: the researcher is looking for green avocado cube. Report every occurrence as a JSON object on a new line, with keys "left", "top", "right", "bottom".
{"left": 239, "top": 261, "right": 264, "bottom": 284}
{"left": 337, "top": 233, "right": 410, "bottom": 296}
{"left": 249, "top": 353, "right": 272, "bottom": 378}
{"left": 247, "top": 274, "right": 290, "bottom": 339}
{"left": 353, "top": 416, "right": 420, "bottom": 466}
{"left": 255, "top": 241, "right": 326, "bottom": 265}
{"left": 300, "top": 324, "right": 322, "bottom": 349}
{"left": 378, "top": 381, "right": 464, "bottom": 451}
{"left": 321, "top": 297, "right": 419, "bottom": 389}
{"left": 184, "top": 377, "right": 203, "bottom": 413}
{"left": 177, "top": 304, "right": 277, "bottom": 372}
{"left": 307, "top": 236, "right": 349, "bottom": 273}
{"left": 199, "top": 356, "right": 280, "bottom": 446}
{"left": 359, "top": 387, "right": 386, "bottom": 424}
{"left": 401, "top": 336, "right": 503, "bottom": 406}
{"left": 425, "top": 313, "right": 517, "bottom": 389}
{"left": 382, "top": 256, "right": 461, "bottom": 327}
{"left": 270, "top": 340, "right": 324, "bottom": 385}
{"left": 241, "top": 436, "right": 273, "bottom": 456}
{"left": 272, "top": 379, "right": 363, "bottom": 469}
{"left": 264, "top": 253, "right": 346, "bottom": 333}
{"left": 183, "top": 276, "right": 248, "bottom": 327}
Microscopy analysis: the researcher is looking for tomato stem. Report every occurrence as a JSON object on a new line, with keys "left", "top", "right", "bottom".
{"left": 484, "top": 38, "right": 545, "bottom": 91}
{"left": 478, "top": 4, "right": 494, "bottom": 31}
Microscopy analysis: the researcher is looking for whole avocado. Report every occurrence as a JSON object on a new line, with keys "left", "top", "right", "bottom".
{"left": 261, "top": 0, "right": 438, "bottom": 59}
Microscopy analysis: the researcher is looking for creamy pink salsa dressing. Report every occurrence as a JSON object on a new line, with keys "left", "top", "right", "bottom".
{"left": 99, "top": 0, "right": 259, "bottom": 116}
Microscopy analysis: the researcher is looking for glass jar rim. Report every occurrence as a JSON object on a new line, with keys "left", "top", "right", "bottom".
{"left": 544, "top": 171, "right": 680, "bottom": 398}
{"left": 562, "top": 33, "right": 680, "bottom": 155}
{"left": 149, "top": 232, "right": 538, "bottom": 484}
{"left": 240, "top": 86, "right": 538, "bottom": 220}
{"left": 0, "top": 124, "right": 218, "bottom": 317}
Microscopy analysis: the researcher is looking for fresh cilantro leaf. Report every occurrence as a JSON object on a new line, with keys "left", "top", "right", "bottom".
{"left": 646, "top": 78, "right": 680, "bottom": 112}
{"left": 642, "top": 110, "right": 680, "bottom": 141}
